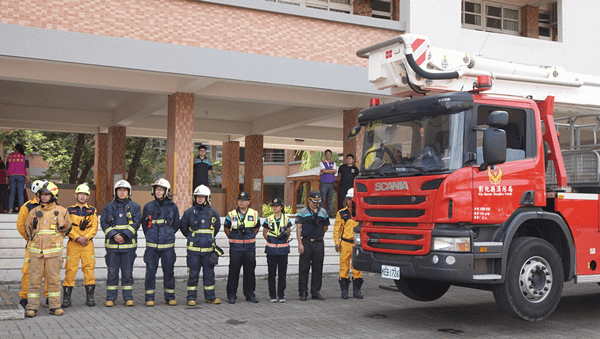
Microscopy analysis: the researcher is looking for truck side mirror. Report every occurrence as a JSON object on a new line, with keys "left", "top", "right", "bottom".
{"left": 480, "top": 111, "right": 508, "bottom": 170}
{"left": 348, "top": 125, "right": 362, "bottom": 139}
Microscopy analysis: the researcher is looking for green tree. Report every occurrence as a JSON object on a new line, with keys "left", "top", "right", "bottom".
{"left": 125, "top": 137, "right": 166, "bottom": 185}
{"left": 295, "top": 150, "right": 341, "bottom": 205}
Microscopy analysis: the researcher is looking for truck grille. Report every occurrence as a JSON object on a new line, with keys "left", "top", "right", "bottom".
{"left": 362, "top": 229, "right": 431, "bottom": 255}
{"left": 365, "top": 209, "right": 425, "bottom": 218}
{"left": 364, "top": 196, "right": 426, "bottom": 205}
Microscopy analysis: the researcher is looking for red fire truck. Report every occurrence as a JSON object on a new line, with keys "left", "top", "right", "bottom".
{"left": 350, "top": 34, "right": 600, "bottom": 321}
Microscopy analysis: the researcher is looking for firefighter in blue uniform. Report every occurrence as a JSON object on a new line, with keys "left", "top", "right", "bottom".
{"left": 101, "top": 180, "right": 141, "bottom": 307}
{"left": 224, "top": 191, "right": 261, "bottom": 304}
{"left": 142, "top": 179, "right": 180, "bottom": 307}
{"left": 181, "top": 185, "right": 223, "bottom": 306}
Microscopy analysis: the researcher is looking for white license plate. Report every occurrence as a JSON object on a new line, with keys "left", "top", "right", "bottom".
{"left": 381, "top": 265, "right": 400, "bottom": 280}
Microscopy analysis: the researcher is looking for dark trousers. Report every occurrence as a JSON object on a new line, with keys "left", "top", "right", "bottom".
{"left": 143, "top": 248, "right": 176, "bottom": 301}
{"left": 105, "top": 251, "right": 136, "bottom": 301}
{"left": 337, "top": 186, "right": 351, "bottom": 210}
{"left": 226, "top": 250, "right": 256, "bottom": 300}
{"left": 298, "top": 238, "right": 324, "bottom": 296}
{"left": 186, "top": 253, "right": 216, "bottom": 301}
{"left": 0, "top": 184, "right": 7, "bottom": 211}
{"left": 267, "top": 254, "right": 288, "bottom": 299}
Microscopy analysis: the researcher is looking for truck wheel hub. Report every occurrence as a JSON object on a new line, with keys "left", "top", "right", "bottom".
{"left": 519, "top": 256, "right": 552, "bottom": 303}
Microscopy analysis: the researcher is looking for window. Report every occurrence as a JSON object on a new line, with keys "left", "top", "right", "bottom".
{"left": 264, "top": 149, "right": 286, "bottom": 163}
{"left": 462, "top": 1, "right": 520, "bottom": 36}
{"left": 539, "top": 11, "right": 553, "bottom": 40}
{"left": 372, "top": 0, "right": 392, "bottom": 20}
{"left": 266, "top": 0, "right": 352, "bottom": 14}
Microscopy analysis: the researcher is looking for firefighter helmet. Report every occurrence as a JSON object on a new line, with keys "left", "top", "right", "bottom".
{"left": 37, "top": 182, "right": 59, "bottom": 202}
{"left": 193, "top": 185, "right": 211, "bottom": 205}
{"left": 75, "top": 183, "right": 91, "bottom": 195}
{"left": 113, "top": 179, "right": 132, "bottom": 199}
{"left": 346, "top": 188, "right": 354, "bottom": 199}
{"left": 151, "top": 178, "right": 171, "bottom": 198}
{"left": 30, "top": 179, "right": 48, "bottom": 194}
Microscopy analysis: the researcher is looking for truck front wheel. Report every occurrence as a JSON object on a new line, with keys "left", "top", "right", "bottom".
{"left": 492, "top": 237, "right": 564, "bottom": 321}
{"left": 394, "top": 277, "right": 450, "bottom": 301}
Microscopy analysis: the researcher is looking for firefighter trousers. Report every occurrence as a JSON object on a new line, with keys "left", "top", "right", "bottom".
{"left": 186, "top": 253, "right": 216, "bottom": 301}
{"left": 144, "top": 248, "right": 176, "bottom": 301}
{"left": 63, "top": 240, "right": 96, "bottom": 286}
{"left": 20, "top": 249, "right": 47, "bottom": 299}
{"left": 105, "top": 251, "right": 136, "bottom": 301}
{"left": 339, "top": 240, "right": 362, "bottom": 280}
{"left": 27, "top": 255, "right": 62, "bottom": 310}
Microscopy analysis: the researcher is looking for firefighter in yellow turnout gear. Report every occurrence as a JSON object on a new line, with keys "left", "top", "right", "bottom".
{"left": 62, "top": 184, "right": 98, "bottom": 308}
{"left": 333, "top": 188, "right": 363, "bottom": 299}
{"left": 17, "top": 180, "right": 48, "bottom": 308}
{"left": 24, "top": 182, "right": 72, "bottom": 317}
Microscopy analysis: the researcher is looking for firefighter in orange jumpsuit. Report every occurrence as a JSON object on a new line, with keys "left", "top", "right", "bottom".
{"left": 24, "top": 182, "right": 71, "bottom": 317}
{"left": 333, "top": 188, "right": 363, "bottom": 299}
{"left": 16, "top": 179, "right": 48, "bottom": 308}
{"left": 62, "top": 183, "right": 98, "bottom": 308}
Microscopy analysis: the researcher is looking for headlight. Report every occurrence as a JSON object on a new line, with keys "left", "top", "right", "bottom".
{"left": 354, "top": 232, "right": 361, "bottom": 246}
{"left": 432, "top": 237, "right": 470, "bottom": 252}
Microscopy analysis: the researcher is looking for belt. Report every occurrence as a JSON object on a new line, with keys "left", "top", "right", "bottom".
{"left": 341, "top": 238, "right": 354, "bottom": 244}
{"left": 304, "top": 238, "right": 323, "bottom": 242}
{"left": 229, "top": 238, "right": 256, "bottom": 244}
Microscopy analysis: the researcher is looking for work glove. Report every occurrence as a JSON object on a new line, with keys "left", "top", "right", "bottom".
{"left": 208, "top": 252, "right": 219, "bottom": 267}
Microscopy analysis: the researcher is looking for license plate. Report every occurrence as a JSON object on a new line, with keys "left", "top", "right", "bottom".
{"left": 381, "top": 265, "right": 400, "bottom": 280}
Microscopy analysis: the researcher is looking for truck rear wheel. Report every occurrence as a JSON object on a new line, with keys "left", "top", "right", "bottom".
{"left": 394, "top": 277, "right": 450, "bottom": 301}
{"left": 492, "top": 237, "right": 563, "bottom": 321}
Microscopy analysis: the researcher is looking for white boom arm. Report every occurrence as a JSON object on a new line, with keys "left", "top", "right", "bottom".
{"left": 357, "top": 34, "right": 600, "bottom": 113}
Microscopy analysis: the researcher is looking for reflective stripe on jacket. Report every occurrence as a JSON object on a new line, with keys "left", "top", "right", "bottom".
{"left": 25, "top": 202, "right": 71, "bottom": 258}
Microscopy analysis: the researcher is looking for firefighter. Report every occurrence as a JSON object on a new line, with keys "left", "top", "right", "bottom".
{"left": 24, "top": 182, "right": 71, "bottom": 317}
{"left": 225, "top": 192, "right": 261, "bottom": 304}
{"left": 262, "top": 198, "right": 292, "bottom": 302}
{"left": 62, "top": 183, "right": 98, "bottom": 308}
{"left": 181, "top": 185, "right": 223, "bottom": 306}
{"left": 100, "top": 180, "right": 141, "bottom": 307}
{"left": 16, "top": 179, "right": 48, "bottom": 308}
{"left": 333, "top": 188, "right": 363, "bottom": 299}
{"left": 142, "top": 179, "right": 180, "bottom": 307}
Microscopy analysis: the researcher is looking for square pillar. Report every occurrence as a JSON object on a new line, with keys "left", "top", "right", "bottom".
{"left": 166, "top": 92, "right": 195, "bottom": 211}
{"left": 521, "top": 5, "right": 539, "bottom": 38}
{"left": 343, "top": 108, "right": 365, "bottom": 168}
{"left": 244, "top": 135, "right": 264, "bottom": 212}
{"left": 94, "top": 133, "right": 109, "bottom": 214}
{"left": 222, "top": 141, "right": 240, "bottom": 212}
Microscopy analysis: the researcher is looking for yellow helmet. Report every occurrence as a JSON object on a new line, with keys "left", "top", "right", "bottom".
{"left": 75, "top": 183, "right": 91, "bottom": 195}
{"left": 38, "top": 182, "right": 59, "bottom": 201}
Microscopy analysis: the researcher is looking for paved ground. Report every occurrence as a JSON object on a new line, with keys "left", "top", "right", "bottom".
{"left": 3, "top": 273, "right": 600, "bottom": 338}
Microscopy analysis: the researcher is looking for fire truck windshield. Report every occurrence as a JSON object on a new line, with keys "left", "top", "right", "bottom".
{"left": 361, "top": 112, "right": 465, "bottom": 176}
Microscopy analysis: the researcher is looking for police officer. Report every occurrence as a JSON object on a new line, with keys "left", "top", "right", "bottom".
{"left": 224, "top": 191, "right": 260, "bottom": 304}
{"left": 181, "top": 185, "right": 223, "bottom": 306}
{"left": 262, "top": 198, "right": 292, "bottom": 303}
{"left": 333, "top": 188, "right": 363, "bottom": 299}
{"left": 296, "top": 190, "right": 330, "bottom": 301}
{"left": 24, "top": 182, "right": 71, "bottom": 317}
{"left": 62, "top": 183, "right": 98, "bottom": 308}
{"left": 101, "top": 180, "right": 141, "bottom": 307}
{"left": 16, "top": 179, "right": 48, "bottom": 308}
{"left": 142, "top": 179, "right": 180, "bottom": 307}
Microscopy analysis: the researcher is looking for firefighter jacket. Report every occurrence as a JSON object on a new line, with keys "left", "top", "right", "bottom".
{"left": 17, "top": 197, "right": 40, "bottom": 241}
{"left": 333, "top": 207, "right": 359, "bottom": 246}
{"left": 25, "top": 201, "right": 71, "bottom": 258}
{"left": 100, "top": 199, "right": 141, "bottom": 252}
{"left": 142, "top": 198, "right": 180, "bottom": 250}
{"left": 225, "top": 208, "right": 260, "bottom": 252}
{"left": 66, "top": 203, "right": 98, "bottom": 242}
{"left": 181, "top": 204, "right": 222, "bottom": 256}
{"left": 263, "top": 214, "right": 292, "bottom": 256}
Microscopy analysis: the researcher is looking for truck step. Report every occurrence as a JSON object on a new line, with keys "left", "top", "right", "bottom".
{"left": 472, "top": 274, "right": 501, "bottom": 280}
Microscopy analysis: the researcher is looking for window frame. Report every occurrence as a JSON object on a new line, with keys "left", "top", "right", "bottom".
{"left": 462, "top": 1, "right": 520, "bottom": 36}
{"left": 538, "top": 10, "right": 554, "bottom": 41}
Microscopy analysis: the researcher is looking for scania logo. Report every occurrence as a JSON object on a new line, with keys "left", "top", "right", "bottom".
{"left": 374, "top": 181, "right": 409, "bottom": 192}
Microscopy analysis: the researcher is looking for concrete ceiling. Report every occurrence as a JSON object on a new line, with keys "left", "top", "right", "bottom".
{"left": 0, "top": 56, "right": 390, "bottom": 152}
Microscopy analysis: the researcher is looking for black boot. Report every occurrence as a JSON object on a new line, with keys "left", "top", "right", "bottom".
{"left": 353, "top": 278, "right": 364, "bottom": 299}
{"left": 19, "top": 298, "right": 28, "bottom": 308}
{"left": 85, "top": 285, "right": 96, "bottom": 307}
{"left": 339, "top": 278, "right": 350, "bottom": 299}
{"left": 61, "top": 286, "right": 72, "bottom": 308}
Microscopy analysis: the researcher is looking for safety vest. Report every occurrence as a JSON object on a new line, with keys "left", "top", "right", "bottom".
{"left": 265, "top": 214, "right": 290, "bottom": 256}
{"left": 227, "top": 208, "right": 259, "bottom": 251}
{"left": 6, "top": 152, "right": 27, "bottom": 177}
{"left": 183, "top": 204, "right": 220, "bottom": 255}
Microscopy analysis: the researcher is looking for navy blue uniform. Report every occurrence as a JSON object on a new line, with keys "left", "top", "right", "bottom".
{"left": 225, "top": 208, "right": 260, "bottom": 301}
{"left": 263, "top": 214, "right": 292, "bottom": 300}
{"left": 142, "top": 198, "right": 180, "bottom": 302}
{"left": 296, "top": 206, "right": 330, "bottom": 297}
{"left": 100, "top": 199, "right": 141, "bottom": 302}
{"left": 192, "top": 156, "right": 212, "bottom": 191}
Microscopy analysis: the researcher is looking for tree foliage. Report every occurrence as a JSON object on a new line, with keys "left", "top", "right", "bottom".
{"left": 125, "top": 137, "right": 165, "bottom": 185}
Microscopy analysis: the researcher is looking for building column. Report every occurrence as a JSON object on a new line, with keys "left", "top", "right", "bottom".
{"left": 284, "top": 149, "right": 294, "bottom": 208}
{"left": 222, "top": 140, "right": 240, "bottom": 212}
{"left": 521, "top": 5, "right": 539, "bottom": 38}
{"left": 343, "top": 108, "right": 365, "bottom": 168}
{"left": 244, "top": 135, "right": 264, "bottom": 212}
{"left": 94, "top": 133, "right": 109, "bottom": 213}
{"left": 166, "top": 92, "right": 195, "bottom": 211}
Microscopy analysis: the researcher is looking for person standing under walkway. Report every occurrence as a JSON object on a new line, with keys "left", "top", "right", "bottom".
{"left": 296, "top": 190, "right": 330, "bottom": 301}
{"left": 334, "top": 188, "right": 363, "bottom": 300}
{"left": 224, "top": 191, "right": 260, "bottom": 304}
{"left": 192, "top": 144, "right": 212, "bottom": 192}
{"left": 319, "top": 149, "right": 337, "bottom": 216}
{"left": 6, "top": 144, "right": 30, "bottom": 213}
{"left": 262, "top": 198, "right": 292, "bottom": 303}
{"left": 62, "top": 184, "right": 98, "bottom": 308}
{"left": 0, "top": 158, "right": 8, "bottom": 213}
{"left": 101, "top": 180, "right": 141, "bottom": 307}
{"left": 181, "top": 185, "right": 223, "bottom": 306}
{"left": 142, "top": 179, "right": 180, "bottom": 307}
{"left": 24, "top": 182, "right": 71, "bottom": 317}
{"left": 337, "top": 154, "right": 359, "bottom": 211}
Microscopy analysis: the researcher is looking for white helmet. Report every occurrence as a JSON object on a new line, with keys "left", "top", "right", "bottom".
{"left": 31, "top": 179, "right": 48, "bottom": 194}
{"left": 346, "top": 188, "right": 354, "bottom": 199}
{"left": 151, "top": 178, "right": 171, "bottom": 198}
{"left": 113, "top": 179, "right": 132, "bottom": 199}
{"left": 193, "top": 185, "right": 211, "bottom": 205}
